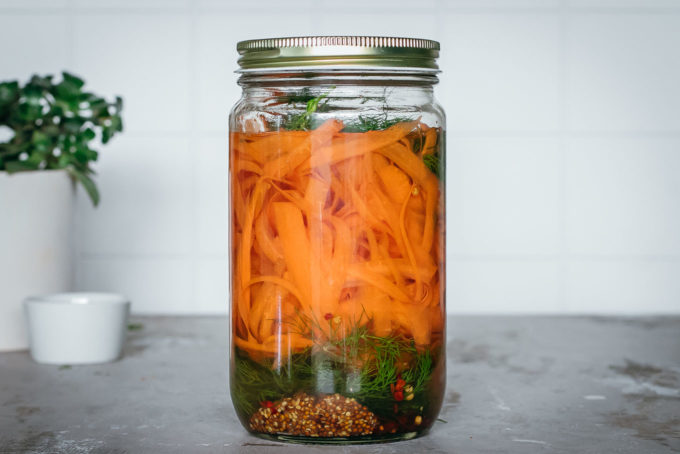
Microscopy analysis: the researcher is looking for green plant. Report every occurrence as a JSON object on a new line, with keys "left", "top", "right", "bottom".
{"left": 0, "top": 72, "right": 123, "bottom": 205}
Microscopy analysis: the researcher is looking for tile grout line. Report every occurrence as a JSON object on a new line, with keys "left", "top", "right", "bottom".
{"left": 437, "top": 6, "right": 680, "bottom": 15}
{"left": 3, "top": 5, "right": 679, "bottom": 15}
{"left": 445, "top": 131, "right": 680, "bottom": 138}
{"left": 188, "top": 1, "right": 200, "bottom": 312}
{"left": 77, "top": 252, "right": 680, "bottom": 262}
{"left": 81, "top": 254, "right": 223, "bottom": 260}
{"left": 558, "top": 0, "right": 569, "bottom": 313}
{"left": 159, "top": 130, "right": 680, "bottom": 139}
{"left": 81, "top": 7, "right": 680, "bottom": 14}
{"left": 435, "top": 0, "right": 451, "bottom": 315}
{"left": 65, "top": 0, "right": 81, "bottom": 292}
{"left": 446, "top": 255, "right": 680, "bottom": 262}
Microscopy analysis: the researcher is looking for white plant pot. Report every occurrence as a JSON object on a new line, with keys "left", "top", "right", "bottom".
{"left": 0, "top": 170, "right": 74, "bottom": 351}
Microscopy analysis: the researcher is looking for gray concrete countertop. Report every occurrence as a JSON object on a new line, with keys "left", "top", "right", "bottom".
{"left": 1, "top": 316, "right": 678, "bottom": 453}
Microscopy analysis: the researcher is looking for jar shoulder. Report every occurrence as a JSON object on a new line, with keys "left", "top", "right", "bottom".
{"left": 229, "top": 87, "right": 445, "bottom": 133}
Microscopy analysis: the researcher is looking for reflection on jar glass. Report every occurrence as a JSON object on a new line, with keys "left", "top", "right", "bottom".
{"left": 229, "top": 36, "right": 446, "bottom": 444}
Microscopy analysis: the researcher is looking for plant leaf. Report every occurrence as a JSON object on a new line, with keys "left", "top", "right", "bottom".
{"left": 5, "top": 160, "right": 38, "bottom": 173}
{"left": 68, "top": 167, "right": 100, "bottom": 206}
{"left": 62, "top": 72, "right": 85, "bottom": 89}
{"left": 82, "top": 128, "right": 96, "bottom": 141}
{"left": 0, "top": 81, "right": 19, "bottom": 110}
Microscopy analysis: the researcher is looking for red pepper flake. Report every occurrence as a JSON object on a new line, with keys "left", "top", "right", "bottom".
{"left": 391, "top": 376, "right": 408, "bottom": 401}
{"left": 324, "top": 312, "right": 333, "bottom": 320}
{"left": 260, "top": 401, "right": 277, "bottom": 414}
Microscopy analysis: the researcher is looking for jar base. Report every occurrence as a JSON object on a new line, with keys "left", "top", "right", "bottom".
{"left": 250, "top": 430, "right": 428, "bottom": 445}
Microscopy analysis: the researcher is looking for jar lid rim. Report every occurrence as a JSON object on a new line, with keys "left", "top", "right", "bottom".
{"left": 236, "top": 36, "right": 440, "bottom": 70}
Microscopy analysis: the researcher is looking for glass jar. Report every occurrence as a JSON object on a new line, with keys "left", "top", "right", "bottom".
{"left": 229, "top": 36, "right": 445, "bottom": 444}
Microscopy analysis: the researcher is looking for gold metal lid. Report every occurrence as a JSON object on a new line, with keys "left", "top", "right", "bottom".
{"left": 236, "top": 36, "right": 440, "bottom": 70}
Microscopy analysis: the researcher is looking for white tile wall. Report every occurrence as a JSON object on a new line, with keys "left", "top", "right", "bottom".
{"left": 194, "top": 258, "right": 229, "bottom": 314}
{"left": 448, "top": 137, "right": 562, "bottom": 255}
{"left": 71, "top": 0, "right": 190, "bottom": 8}
{"left": 78, "top": 258, "right": 194, "bottom": 313}
{"left": 195, "top": 14, "right": 241, "bottom": 133}
{"left": 567, "top": 0, "right": 680, "bottom": 8}
{"left": 0, "top": 0, "right": 67, "bottom": 8}
{"left": 2, "top": 0, "right": 678, "bottom": 314}
{"left": 195, "top": 136, "right": 229, "bottom": 256}
{"left": 566, "top": 12, "right": 680, "bottom": 132}
{"left": 72, "top": 13, "right": 193, "bottom": 133}
{"left": 440, "top": 0, "right": 560, "bottom": 7}
{"left": 195, "top": 12, "right": 314, "bottom": 133}
{"left": 77, "top": 136, "right": 194, "bottom": 256}
{"left": 313, "top": 12, "right": 437, "bottom": 38}
{"left": 316, "top": 0, "right": 436, "bottom": 9}
{"left": 0, "top": 14, "right": 70, "bottom": 81}
{"left": 566, "top": 260, "right": 680, "bottom": 314}
{"left": 440, "top": 12, "right": 562, "bottom": 132}
{"left": 565, "top": 137, "right": 680, "bottom": 256}
{"left": 448, "top": 260, "right": 563, "bottom": 313}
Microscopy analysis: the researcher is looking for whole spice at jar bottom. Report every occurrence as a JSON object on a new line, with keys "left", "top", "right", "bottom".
{"left": 249, "top": 393, "right": 378, "bottom": 437}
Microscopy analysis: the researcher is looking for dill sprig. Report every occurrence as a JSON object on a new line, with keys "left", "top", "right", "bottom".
{"left": 341, "top": 114, "right": 416, "bottom": 133}
{"left": 423, "top": 151, "right": 441, "bottom": 179}
{"left": 231, "top": 309, "right": 436, "bottom": 421}
{"left": 231, "top": 346, "right": 314, "bottom": 416}
{"left": 279, "top": 89, "right": 443, "bottom": 180}
{"left": 282, "top": 87, "right": 316, "bottom": 104}
{"left": 282, "top": 88, "right": 334, "bottom": 131}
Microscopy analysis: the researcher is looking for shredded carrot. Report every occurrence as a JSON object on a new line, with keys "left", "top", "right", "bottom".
{"left": 230, "top": 119, "right": 444, "bottom": 357}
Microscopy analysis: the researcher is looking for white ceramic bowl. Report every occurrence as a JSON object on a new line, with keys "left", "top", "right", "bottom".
{"left": 24, "top": 292, "right": 130, "bottom": 365}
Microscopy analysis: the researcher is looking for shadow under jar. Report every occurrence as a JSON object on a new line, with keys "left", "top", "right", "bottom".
{"left": 229, "top": 36, "right": 446, "bottom": 444}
